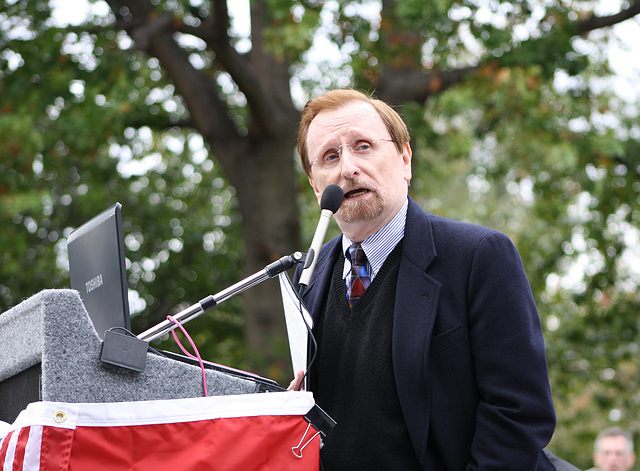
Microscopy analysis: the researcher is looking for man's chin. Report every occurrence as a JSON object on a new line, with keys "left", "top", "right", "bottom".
{"left": 338, "top": 199, "right": 384, "bottom": 224}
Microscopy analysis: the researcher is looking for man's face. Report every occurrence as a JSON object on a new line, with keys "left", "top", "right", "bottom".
{"left": 593, "top": 436, "right": 636, "bottom": 471}
{"left": 306, "top": 101, "right": 412, "bottom": 241}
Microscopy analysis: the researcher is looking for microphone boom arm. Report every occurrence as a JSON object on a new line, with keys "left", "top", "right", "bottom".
{"left": 137, "top": 251, "right": 306, "bottom": 342}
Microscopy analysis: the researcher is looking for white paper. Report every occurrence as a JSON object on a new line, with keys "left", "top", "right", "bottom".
{"left": 278, "top": 272, "right": 313, "bottom": 384}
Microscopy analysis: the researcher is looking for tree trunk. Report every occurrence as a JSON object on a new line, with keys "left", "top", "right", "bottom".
{"left": 229, "top": 137, "right": 302, "bottom": 382}
{"left": 104, "top": 0, "right": 303, "bottom": 383}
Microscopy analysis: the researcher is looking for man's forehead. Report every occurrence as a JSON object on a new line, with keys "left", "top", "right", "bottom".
{"left": 309, "top": 101, "right": 384, "bottom": 135}
{"left": 599, "top": 436, "right": 629, "bottom": 450}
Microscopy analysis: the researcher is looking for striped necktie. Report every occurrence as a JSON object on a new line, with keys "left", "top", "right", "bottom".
{"left": 347, "top": 243, "right": 371, "bottom": 307}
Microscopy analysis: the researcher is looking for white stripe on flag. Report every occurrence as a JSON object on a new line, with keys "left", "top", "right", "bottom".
{"left": 22, "top": 426, "right": 43, "bottom": 471}
{"left": 10, "top": 391, "right": 315, "bottom": 428}
{"left": 2, "top": 431, "right": 17, "bottom": 471}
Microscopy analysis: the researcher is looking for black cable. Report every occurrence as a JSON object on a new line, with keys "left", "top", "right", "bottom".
{"left": 106, "top": 326, "right": 136, "bottom": 336}
{"left": 296, "top": 292, "right": 318, "bottom": 392}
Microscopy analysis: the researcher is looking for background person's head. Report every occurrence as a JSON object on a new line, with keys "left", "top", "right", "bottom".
{"left": 593, "top": 427, "right": 635, "bottom": 471}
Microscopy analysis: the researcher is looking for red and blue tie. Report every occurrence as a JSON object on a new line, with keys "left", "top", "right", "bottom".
{"left": 347, "top": 243, "right": 371, "bottom": 307}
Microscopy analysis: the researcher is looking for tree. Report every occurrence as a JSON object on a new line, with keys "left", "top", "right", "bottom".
{"left": 1, "top": 1, "right": 640, "bottom": 464}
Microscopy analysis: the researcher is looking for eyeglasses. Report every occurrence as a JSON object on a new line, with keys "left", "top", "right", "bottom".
{"left": 310, "top": 137, "right": 394, "bottom": 171}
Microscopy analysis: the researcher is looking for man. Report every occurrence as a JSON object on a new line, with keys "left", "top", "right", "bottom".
{"left": 587, "top": 427, "right": 636, "bottom": 471}
{"left": 291, "top": 89, "right": 556, "bottom": 469}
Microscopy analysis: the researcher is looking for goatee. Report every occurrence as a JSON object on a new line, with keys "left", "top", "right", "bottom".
{"left": 338, "top": 192, "right": 385, "bottom": 223}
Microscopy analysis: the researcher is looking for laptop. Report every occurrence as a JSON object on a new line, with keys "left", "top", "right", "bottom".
{"left": 67, "top": 202, "right": 131, "bottom": 340}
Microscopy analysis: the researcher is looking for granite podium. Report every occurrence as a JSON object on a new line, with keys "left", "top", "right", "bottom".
{"left": 0, "top": 289, "right": 269, "bottom": 423}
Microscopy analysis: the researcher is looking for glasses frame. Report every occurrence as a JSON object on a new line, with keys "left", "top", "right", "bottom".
{"left": 310, "top": 137, "right": 394, "bottom": 170}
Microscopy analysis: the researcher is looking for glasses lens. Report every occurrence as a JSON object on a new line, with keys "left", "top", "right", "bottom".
{"left": 314, "top": 138, "right": 390, "bottom": 169}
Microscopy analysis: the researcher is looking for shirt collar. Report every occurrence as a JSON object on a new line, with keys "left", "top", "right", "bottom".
{"left": 342, "top": 198, "right": 407, "bottom": 277}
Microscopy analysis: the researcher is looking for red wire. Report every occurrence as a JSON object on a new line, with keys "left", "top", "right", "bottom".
{"left": 166, "top": 315, "right": 208, "bottom": 397}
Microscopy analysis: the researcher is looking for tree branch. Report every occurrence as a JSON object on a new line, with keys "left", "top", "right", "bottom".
{"left": 181, "top": 31, "right": 279, "bottom": 138}
{"left": 577, "top": 0, "right": 640, "bottom": 35}
{"left": 104, "top": 0, "right": 240, "bottom": 146}
{"left": 378, "top": 2, "right": 640, "bottom": 106}
{"left": 179, "top": 1, "right": 294, "bottom": 138}
{"left": 378, "top": 65, "right": 479, "bottom": 107}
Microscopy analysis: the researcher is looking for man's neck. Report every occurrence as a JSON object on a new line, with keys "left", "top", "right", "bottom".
{"left": 337, "top": 199, "right": 407, "bottom": 242}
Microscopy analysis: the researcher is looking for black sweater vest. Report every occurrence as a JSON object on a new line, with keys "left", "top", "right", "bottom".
{"left": 311, "top": 241, "right": 422, "bottom": 469}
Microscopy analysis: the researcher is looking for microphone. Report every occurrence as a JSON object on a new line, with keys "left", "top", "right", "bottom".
{"left": 298, "top": 184, "right": 344, "bottom": 292}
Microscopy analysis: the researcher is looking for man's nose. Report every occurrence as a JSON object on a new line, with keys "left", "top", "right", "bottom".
{"left": 339, "top": 147, "right": 361, "bottom": 178}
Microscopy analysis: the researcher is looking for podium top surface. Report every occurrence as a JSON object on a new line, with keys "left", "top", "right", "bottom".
{"left": 0, "top": 289, "right": 262, "bottom": 404}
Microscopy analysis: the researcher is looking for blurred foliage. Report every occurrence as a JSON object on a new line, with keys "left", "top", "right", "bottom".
{"left": 1, "top": 0, "right": 640, "bottom": 467}
{"left": 0, "top": 0, "right": 247, "bottom": 366}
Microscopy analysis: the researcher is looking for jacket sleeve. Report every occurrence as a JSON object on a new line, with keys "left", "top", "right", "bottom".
{"left": 466, "top": 231, "right": 556, "bottom": 470}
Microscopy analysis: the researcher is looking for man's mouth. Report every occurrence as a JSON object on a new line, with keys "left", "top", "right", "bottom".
{"left": 344, "top": 188, "right": 369, "bottom": 199}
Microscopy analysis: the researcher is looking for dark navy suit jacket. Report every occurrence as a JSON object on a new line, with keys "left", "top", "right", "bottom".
{"left": 294, "top": 197, "right": 556, "bottom": 470}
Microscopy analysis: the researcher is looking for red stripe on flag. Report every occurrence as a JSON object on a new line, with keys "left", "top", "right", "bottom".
{"left": 66, "top": 414, "right": 319, "bottom": 471}
{"left": 0, "top": 430, "right": 15, "bottom": 467}
{"left": 40, "top": 426, "right": 74, "bottom": 471}
{"left": 11, "top": 427, "right": 31, "bottom": 471}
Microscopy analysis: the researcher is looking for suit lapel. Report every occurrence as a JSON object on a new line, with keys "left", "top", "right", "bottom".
{"left": 392, "top": 198, "right": 441, "bottom": 464}
{"left": 300, "top": 236, "right": 342, "bottom": 324}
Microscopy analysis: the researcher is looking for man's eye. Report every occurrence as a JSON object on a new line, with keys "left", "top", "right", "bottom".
{"left": 353, "top": 141, "right": 372, "bottom": 152}
{"left": 324, "top": 151, "right": 340, "bottom": 162}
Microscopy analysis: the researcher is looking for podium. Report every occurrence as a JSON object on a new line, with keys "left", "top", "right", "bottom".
{"left": 0, "top": 289, "right": 267, "bottom": 423}
{"left": 0, "top": 290, "right": 322, "bottom": 470}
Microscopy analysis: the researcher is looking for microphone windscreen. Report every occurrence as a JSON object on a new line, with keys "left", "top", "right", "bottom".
{"left": 320, "top": 184, "right": 344, "bottom": 213}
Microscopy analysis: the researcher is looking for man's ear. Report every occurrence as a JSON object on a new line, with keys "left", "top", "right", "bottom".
{"left": 308, "top": 176, "right": 323, "bottom": 205}
{"left": 402, "top": 142, "right": 413, "bottom": 183}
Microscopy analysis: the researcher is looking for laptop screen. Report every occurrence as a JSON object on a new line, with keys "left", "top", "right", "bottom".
{"left": 67, "top": 203, "right": 131, "bottom": 339}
